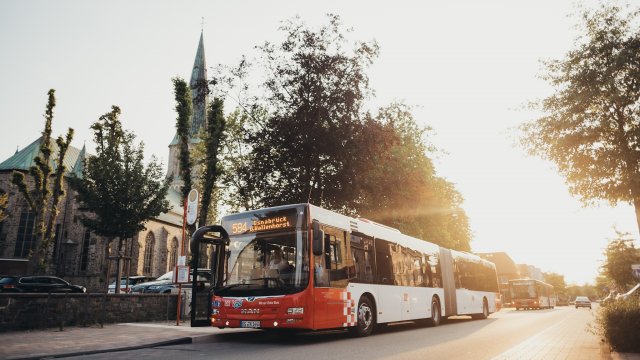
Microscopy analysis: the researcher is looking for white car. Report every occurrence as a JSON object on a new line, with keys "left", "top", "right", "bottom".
{"left": 108, "top": 276, "right": 155, "bottom": 293}
{"left": 574, "top": 296, "right": 592, "bottom": 309}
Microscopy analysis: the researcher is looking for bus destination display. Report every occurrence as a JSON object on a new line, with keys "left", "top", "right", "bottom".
{"left": 230, "top": 215, "right": 295, "bottom": 234}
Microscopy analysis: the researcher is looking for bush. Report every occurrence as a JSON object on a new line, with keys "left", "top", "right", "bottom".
{"left": 594, "top": 298, "right": 640, "bottom": 352}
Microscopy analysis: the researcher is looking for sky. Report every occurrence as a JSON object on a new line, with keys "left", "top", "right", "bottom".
{"left": 1, "top": 0, "right": 638, "bottom": 286}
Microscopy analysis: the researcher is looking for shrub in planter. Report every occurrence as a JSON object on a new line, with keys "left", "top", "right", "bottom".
{"left": 594, "top": 298, "right": 640, "bottom": 353}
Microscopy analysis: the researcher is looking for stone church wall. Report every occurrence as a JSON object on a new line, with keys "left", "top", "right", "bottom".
{"left": 0, "top": 171, "right": 184, "bottom": 292}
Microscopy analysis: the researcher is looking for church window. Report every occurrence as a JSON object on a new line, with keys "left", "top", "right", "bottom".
{"left": 143, "top": 232, "right": 155, "bottom": 274}
{"left": 52, "top": 224, "right": 61, "bottom": 263}
{"left": 14, "top": 211, "right": 35, "bottom": 257}
{"left": 168, "top": 237, "right": 179, "bottom": 271}
{"left": 80, "top": 229, "right": 91, "bottom": 271}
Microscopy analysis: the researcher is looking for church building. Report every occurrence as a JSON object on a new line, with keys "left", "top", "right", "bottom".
{"left": 0, "top": 32, "right": 209, "bottom": 291}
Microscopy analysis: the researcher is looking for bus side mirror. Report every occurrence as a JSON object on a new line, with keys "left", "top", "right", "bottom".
{"left": 312, "top": 220, "right": 324, "bottom": 256}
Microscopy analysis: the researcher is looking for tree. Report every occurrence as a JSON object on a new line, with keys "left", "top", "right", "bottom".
{"left": 544, "top": 272, "right": 568, "bottom": 299}
{"left": 601, "top": 229, "right": 640, "bottom": 291}
{"left": 69, "top": 106, "right": 170, "bottom": 291}
{"left": 198, "top": 97, "right": 226, "bottom": 226}
{"left": 243, "top": 14, "right": 379, "bottom": 210}
{"left": 11, "top": 89, "right": 74, "bottom": 273}
{"left": 173, "top": 77, "right": 194, "bottom": 202}
{"left": 520, "top": 4, "right": 640, "bottom": 233}
{"left": 218, "top": 108, "right": 260, "bottom": 212}
{"left": 359, "top": 103, "right": 471, "bottom": 250}
{"left": 218, "top": 15, "right": 471, "bottom": 249}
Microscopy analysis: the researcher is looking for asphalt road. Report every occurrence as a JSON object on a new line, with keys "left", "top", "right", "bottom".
{"left": 68, "top": 305, "right": 603, "bottom": 360}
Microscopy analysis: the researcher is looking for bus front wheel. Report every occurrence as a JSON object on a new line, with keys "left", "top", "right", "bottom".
{"left": 349, "top": 295, "right": 375, "bottom": 337}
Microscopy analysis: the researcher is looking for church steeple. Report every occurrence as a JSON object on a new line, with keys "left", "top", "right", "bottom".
{"left": 167, "top": 31, "right": 209, "bottom": 190}
{"left": 189, "top": 31, "right": 208, "bottom": 136}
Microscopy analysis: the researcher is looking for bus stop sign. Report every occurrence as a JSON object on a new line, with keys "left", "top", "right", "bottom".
{"left": 186, "top": 189, "right": 199, "bottom": 225}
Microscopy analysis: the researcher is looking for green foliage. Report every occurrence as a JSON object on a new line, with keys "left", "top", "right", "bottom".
{"left": 359, "top": 103, "right": 471, "bottom": 250}
{"left": 198, "top": 97, "right": 226, "bottom": 226}
{"left": 11, "top": 89, "right": 74, "bottom": 273}
{"left": 173, "top": 77, "right": 194, "bottom": 201}
{"left": 244, "top": 14, "right": 379, "bottom": 210}
{"left": 0, "top": 192, "right": 7, "bottom": 223}
{"left": 564, "top": 283, "right": 598, "bottom": 301}
{"left": 69, "top": 106, "right": 170, "bottom": 241}
{"left": 594, "top": 298, "right": 640, "bottom": 352}
{"left": 544, "top": 272, "right": 568, "bottom": 298}
{"left": 217, "top": 14, "right": 471, "bottom": 250}
{"left": 601, "top": 229, "right": 640, "bottom": 291}
{"left": 219, "top": 107, "right": 263, "bottom": 212}
{"left": 520, "top": 4, "right": 640, "bottom": 232}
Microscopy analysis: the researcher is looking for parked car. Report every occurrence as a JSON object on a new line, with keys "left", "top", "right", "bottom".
{"left": 574, "top": 296, "right": 592, "bottom": 309}
{"left": 0, "top": 275, "right": 86, "bottom": 293}
{"left": 616, "top": 283, "right": 640, "bottom": 301}
{"left": 108, "top": 275, "right": 156, "bottom": 293}
{"left": 130, "top": 269, "right": 211, "bottom": 294}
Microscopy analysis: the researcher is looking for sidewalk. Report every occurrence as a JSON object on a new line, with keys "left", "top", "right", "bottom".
{"left": 0, "top": 321, "right": 251, "bottom": 360}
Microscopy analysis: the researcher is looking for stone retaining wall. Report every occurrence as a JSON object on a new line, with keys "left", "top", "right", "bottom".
{"left": 0, "top": 293, "right": 179, "bottom": 331}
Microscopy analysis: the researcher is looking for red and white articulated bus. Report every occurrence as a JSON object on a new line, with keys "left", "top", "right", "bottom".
{"left": 207, "top": 203, "right": 499, "bottom": 336}
{"left": 509, "top": 279, "right": 556, "bottom": 310}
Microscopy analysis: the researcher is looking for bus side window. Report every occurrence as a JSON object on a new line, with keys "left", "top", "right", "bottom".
{"left": 429, "top": 252, "right": 442, "bottom": 288}
{"left": 350, "top": 234, "right": 375, "bottom": 284}
{"left": 316, "top": 226, "right": 352, "bottom": 288}
{"left": 423, "top": 255, "right": 433, "bottom": 287}
{"left": 375, "top": 239, "right": 394, "bottom": 285}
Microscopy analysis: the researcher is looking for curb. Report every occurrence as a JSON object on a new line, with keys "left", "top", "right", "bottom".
{"left": 8, "top": 337, "right": 193, "bottom": 360}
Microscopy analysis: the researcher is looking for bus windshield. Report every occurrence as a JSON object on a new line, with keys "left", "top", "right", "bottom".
{"left": 510, "top": 281, "right": 536, "bottom": 299}
{"left": 216, "top": 206, "right": 309, "bottom": 297}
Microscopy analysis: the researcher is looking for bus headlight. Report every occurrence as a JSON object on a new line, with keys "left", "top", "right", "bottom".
{"left": 287, "top": 307, "right": 304, "bottom": 315}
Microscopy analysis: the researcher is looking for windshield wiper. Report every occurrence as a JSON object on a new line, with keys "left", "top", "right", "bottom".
{"left": 217, "top": 283, "right": 254, "bottom": 292}
{"left": 252, "top": 277, "right": 291, "bottom": 289}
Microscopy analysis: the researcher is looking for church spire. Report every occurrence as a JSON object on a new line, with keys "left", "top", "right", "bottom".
{"left": 189, "top": 31, "right": 208, "bottom": 136}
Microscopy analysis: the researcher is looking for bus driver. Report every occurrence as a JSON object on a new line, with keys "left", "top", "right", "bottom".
{"left": 268, "top": 248, "right": 289, "bottom": 273}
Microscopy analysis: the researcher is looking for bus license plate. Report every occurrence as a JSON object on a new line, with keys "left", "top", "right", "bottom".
{"left": 240, "top": 321, "right": 260, "bottom": 328}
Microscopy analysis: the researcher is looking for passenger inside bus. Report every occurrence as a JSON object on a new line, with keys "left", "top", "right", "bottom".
{"left": 268, "top": 248, "right": 289, "bottom": 273}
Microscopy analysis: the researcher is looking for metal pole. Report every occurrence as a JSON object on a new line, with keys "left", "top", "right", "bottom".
{"left": 177, "top": 195, "right": 187, "bottom": 326}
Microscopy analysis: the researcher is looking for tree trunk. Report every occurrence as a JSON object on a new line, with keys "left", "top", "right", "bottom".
{"left": 634, "top": 198, "right": 640, "bottom": 236}
{"left": 114, "top": 238, "right": 124, "bottom": 294}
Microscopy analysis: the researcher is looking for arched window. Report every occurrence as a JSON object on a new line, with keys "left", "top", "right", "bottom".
{"left": 143, "top": 232, "right": 155, "bottom": 274}
{"left": 168, "top": 237, "right": 179, "bottom": 271}
{"left": 14, "top": 210, "right": 35, "bottom": 258}
{"left": 0, "top": 189, "right": 8, "bottom": 248}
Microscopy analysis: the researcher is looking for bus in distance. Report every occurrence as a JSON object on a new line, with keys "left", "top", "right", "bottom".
{"left": 509, "top": 279, "right": 556, "bottom": 310}
{"left": 206, "top": 203, "right": 500, "bottom": 336}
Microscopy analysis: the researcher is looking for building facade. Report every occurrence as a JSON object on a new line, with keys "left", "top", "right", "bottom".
{"left": 477, "top": 252, "right": 521, "bottom": 305}
{"left": 0, "top": 32, "right": 208, "bottom": 291}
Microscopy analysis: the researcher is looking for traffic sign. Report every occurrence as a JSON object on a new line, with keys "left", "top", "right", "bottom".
{"left": 186, "top": 189, "right": 199, "bottom": 225}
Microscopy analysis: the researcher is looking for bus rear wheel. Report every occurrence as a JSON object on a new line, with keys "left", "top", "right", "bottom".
{"left": 428, "top": 297, "right": 441, "bottom": 327}
{"left": 472, "top": 298, "right": 489, "bottom": 320}
{"left": 349, "top": 295, "right": 375, "bottom": 337}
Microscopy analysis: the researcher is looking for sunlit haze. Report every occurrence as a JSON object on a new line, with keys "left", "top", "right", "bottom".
{"left": 1, "top": 0, "right": 637, "bottom": 285}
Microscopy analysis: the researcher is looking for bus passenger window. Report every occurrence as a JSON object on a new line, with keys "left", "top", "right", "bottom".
{"left": 315, "top": 226, "right": 351, "bottom": 288}
{"left": 350, "top": 235, "right": 375, "bottom": 284}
